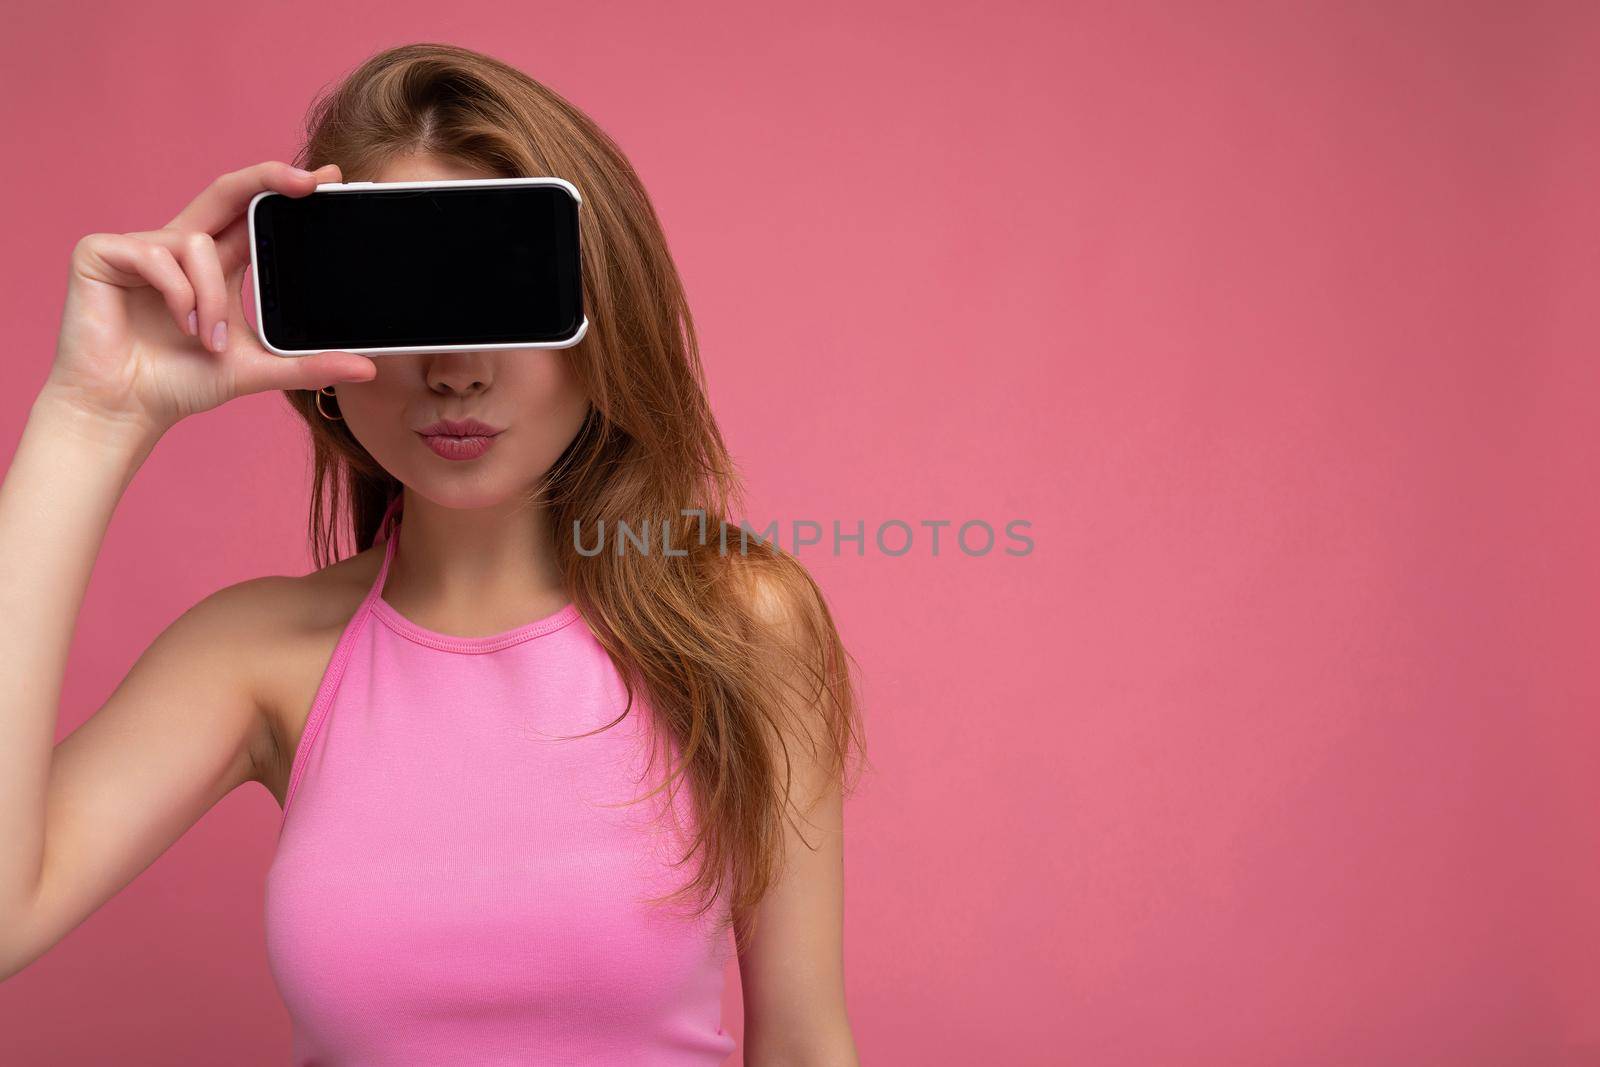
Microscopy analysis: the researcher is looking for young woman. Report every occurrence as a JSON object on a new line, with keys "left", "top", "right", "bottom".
{"left": 0, "top": 42, "right": 865, "bottom": 1065}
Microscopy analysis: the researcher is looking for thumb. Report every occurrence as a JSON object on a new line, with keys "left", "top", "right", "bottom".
{"left": 293, "top": 351, "right": 379, "bottom": 391}
{"left": 238, "top": 349, "right": 377, "bottom": 396}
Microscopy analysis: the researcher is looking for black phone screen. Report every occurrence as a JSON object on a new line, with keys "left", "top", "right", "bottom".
{"left": 251, "top": 182, "right": 583, "bottom": 352}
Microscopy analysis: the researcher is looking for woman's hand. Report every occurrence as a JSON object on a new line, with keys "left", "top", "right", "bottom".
{"left": 45, "top": 160, "right": 377, "bottom": 439}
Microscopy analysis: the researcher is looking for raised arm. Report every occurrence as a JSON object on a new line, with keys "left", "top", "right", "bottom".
{"left": 0, "top": 425, "right": 274, "bottom": 977}
{"left": 0, "top": 160, "right": 374, "bottom": 980}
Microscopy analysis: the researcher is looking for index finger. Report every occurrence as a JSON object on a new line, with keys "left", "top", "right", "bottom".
{"left": 164, "top": 160, "right": 332, "bottom": 239}
{"left": 179, "top": 159, "right": 344, "bottom": 279}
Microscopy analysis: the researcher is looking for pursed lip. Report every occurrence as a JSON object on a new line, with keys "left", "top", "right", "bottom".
{"left": 416, "top": 417, "right": 504, "bottom": 438}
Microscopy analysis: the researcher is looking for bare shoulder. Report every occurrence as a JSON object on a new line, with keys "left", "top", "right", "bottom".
{"left": 723, "top": 546, "right": 865, "bottom": 792}
{"left": 726, "top": 550, "right": 835, "bottom": 649}
{"left": 723, "top": 551, "right": 846, "bottom": 717}
{"left": 197, "top": 546, "right": 383, "bottom": 804}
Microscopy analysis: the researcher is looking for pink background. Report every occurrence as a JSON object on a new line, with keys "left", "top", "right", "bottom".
{"left": 3, "top": 2, "right": 1597, "bottom": 1063}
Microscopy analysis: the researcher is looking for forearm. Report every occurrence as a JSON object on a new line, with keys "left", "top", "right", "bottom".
{"left": 743, "top": 1010, "right": 860, "bottom": 1067}
{"left": 0, "top": 387, "right": 159, "bottom": 918}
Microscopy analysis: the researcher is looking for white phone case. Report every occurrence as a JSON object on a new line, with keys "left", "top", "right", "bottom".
{"left": 246, "top": 175, "right": 589, "bottom": 357}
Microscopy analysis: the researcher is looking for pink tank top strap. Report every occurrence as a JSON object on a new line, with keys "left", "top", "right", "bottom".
{"left": 364, "top": 492, "right": 404, "bottom": 604}
{"left": 276, "top": 490, "right": 404, "bottom": 825}
{"left": 374, "top": 490, "right": 404, "bottom": 547}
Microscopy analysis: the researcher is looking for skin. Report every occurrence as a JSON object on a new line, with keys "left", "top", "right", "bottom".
{"left": 0, "top": 154, "right": 856, "bottom": 1064}
{"left": 322, "top": 153, "right": 589, "bottom": 635}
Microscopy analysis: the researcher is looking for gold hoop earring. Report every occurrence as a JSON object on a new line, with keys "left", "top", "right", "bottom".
{"left": 315, "top": 385, "right": 344, "bottom": 421}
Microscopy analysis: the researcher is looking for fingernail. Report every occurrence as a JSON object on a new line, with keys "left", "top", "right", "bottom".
{"left": 186, "top": 310, "right": 197, "bottom": 336}
{"left": 211, "top": 321, "right": 227, "bottom": 352}
{"left": 291, "top": 166, "right": 314, "bottom": 178}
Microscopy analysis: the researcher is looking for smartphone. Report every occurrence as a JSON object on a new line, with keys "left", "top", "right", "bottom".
{"left": 247, "top": 176, "right": 587, "bottom": 356}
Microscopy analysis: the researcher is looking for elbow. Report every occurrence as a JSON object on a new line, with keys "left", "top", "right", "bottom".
{"left": 0, "top": 928, "right": 26, "bottom": 984}
{"left": 0, "top": 885, "right": 44, "bottom": 983}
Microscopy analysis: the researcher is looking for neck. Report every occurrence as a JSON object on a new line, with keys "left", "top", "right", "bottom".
{"left": 383, "top": 491, "right": 569, "bottom": 631}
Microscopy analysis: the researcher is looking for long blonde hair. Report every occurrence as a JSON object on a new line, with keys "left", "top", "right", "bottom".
{"left": 279, "top": 42, "right": 866, "bottom": 943}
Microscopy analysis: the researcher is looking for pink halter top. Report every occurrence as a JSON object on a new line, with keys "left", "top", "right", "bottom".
{"left": 265, "top": 493, "right": 736, "bottom": 1064}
